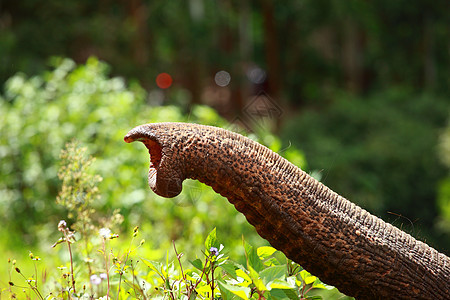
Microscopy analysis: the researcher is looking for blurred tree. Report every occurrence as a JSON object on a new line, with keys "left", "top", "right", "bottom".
{"left": 1, "top": 0, "right": 448, "bottom": 111}
{"left": 282, "top": 89, "right": 449, "bottom": 253}
{"left": 437, "top": 118, "right": 450, "bottom": 240}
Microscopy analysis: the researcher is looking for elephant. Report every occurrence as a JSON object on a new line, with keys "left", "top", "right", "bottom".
{"left": 124, "top": 122, "right": 450, "bottom": 299}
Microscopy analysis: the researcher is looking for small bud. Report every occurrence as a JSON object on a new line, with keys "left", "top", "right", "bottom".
{"left": 110, "top": 233, "right": 119, "bottom": 239}
{"left": 139, "top": 239, "right": 145, "bottom": 246}
{"left": 9, "top": 281, "right": 14, "bottom": 286}
{"left": 15, "top": 267, "right": 21, "bottom": 273}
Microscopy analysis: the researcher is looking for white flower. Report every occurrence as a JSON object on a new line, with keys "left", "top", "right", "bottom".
{"left": 99, "top": 273, "right": 107, "bottom": 280}
{"left": 58, "top": 220, "right": 67, "bottom": 231}
{"left": 90, "top": 274, "right": 101, "bottom": 285}
{"left": 99, "top": 228, "right": 111, "bottom": 239}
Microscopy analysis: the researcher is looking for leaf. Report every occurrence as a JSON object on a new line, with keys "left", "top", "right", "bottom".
{"left": 299, "top": 270, "right": 317, "bottom": 285}
{"left": 257, "top": 246, "right": 277, "bottom": 259}
{"left": 205, "top": 228, "right": 217, "bottom": 250}
{"left": 260, "top": 265, "right": 286, "bottom": 284}
{"left": 142, "top": 259, "right": 164, "bottom": 279}
{"left": 263, "top": 257, "right": 280, "bottom": 267}
{"left": 248, "top": 266, "right": 267, "bottom": 291}
{"left": 218, "top": 281, "right": 250, "bottom": 300}
{"left": 312, "top": 279, "right": 335, "bottom": 290}
{"left": 235, "top": 269, "right": 252, "bottom": 286}
{"left": 190, "top": 258, "right": 204, "bottom": 271}
{"left": 165, "top": 277, "right": 171, "bottom": 290}
{"left": 267, "top": 279, "right": 293, "bottom": 290}
{"left": 269, "top": 288, "right": 299, "bottom": 300}
{"left": 244, "top": 241, "right": 263, "bottom": 272}
{"left": 220, "top": 262, "right": 238, "bottom": 279}
{"left": 188, "top": 290, "right": 198, "bottom": 300}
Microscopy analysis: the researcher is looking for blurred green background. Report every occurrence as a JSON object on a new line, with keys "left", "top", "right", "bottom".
{"left": 0, "top": 0, "right": 449, "bottom": 282}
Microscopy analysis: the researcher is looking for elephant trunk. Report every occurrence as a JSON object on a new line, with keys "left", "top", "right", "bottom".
{"left": 124, "top": 122, "right": 450, "bottom": 299}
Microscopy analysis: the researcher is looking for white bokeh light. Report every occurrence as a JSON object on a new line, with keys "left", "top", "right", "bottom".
{"left": 214, "top": 70, "right": 231, "bottom": 87}
{"left": 247, "top": 66, "right": 266, "bottom": 84}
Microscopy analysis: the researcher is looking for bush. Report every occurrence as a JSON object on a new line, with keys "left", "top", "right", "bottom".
{"left": 1, "top": 58, "right": 326, "bottom": 298}
{"left": 0, "top": 57, "right": 259, "bottom": 260}
{"left": 4, "top": 141, "right": 350, "bottom": 299}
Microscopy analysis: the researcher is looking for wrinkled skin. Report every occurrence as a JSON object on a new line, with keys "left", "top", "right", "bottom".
{"left": 125, "top": 122, "right": 450, "bottom": 299}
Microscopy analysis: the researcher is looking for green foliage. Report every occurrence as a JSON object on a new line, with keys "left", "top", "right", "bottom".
{"left": 2, "top": 1, "right": 449, "bottom": 97}
{"left": 3, "top": 143, "right": 350, "bottom": 299}
{"left": 0, "top": 58, "right": 310, "bottom": 286}
{"left": 437, "top": 119, "right": 450, "bottom": 235}
{"left": 0, "top": 57, "right": 233, "bottom": 251}
{"left": 282, "top": 89, "right": 449, "bottom": 252}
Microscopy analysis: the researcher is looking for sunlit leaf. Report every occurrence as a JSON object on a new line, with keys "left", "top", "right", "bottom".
{"left": 299, "top": 270, "right": 317, "bottom": 285}
{"left": 218, "top": 281, "right": 250, "bottom": 300}
{"left": 205, "top": 227, "right": 217, "bottom": 250}
{"left": 257, "top": 246, "right": 277, "bottom": 259}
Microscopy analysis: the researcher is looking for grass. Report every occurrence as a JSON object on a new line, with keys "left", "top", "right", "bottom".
{"left": 2, "top": 142, "right": 352, "bottom": 300}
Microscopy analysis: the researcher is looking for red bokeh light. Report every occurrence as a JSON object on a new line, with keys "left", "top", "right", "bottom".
{"left": 156, "top": 73, "right": 173, "bottom": 89}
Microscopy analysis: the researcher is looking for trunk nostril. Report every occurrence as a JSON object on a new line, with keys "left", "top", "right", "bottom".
{"left": 143, "top": 139, "right": 162, "bottom": 170}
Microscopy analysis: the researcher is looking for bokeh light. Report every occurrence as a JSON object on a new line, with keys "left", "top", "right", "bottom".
{"left": 214, "top": 70, "right": 231, "bottom": 87}
{"left": 247, "top": 66, "right": 266, "bottom": 84}
{"left": 156, "top": 73, "right": 173, "bottom": 89}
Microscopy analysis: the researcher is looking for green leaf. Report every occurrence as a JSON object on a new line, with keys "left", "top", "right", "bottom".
{"left": 188, "top": 290, "right": 198, "bottom": 300}
{"left": 142, "top": 259, "right": 164, "bottom": 278}
{"left": 165, "top": 277, "right": 171, "bottom": 290}
{"left": 235, "top": 269, "right": 252, "bottom": 286}
{"left": 257, "top": 246, "right": 277, "bottom": 259}
{"left": 269, "top": 288, "right": 299, "bottom": 300}
{"left": 248, "top": 265, "right": 267, "bottom": 291}
{"left": 260, "top": 265, "right": 286, "bottom": 284}
{"left": 218, "top": 281, "right": 250, "bottom": 300}
{"left": 244, "top": 241, "right": 263, "bottom": 272}
{"left": 267, "top": 279, "right": 293, "bottom": 290}
{"left": 312, "top": 279, "right": 335, "bottom": 290}
{"left": 220, "top": 262, "right": 238, "bottom": 279}
{"left": 205, "top": 227, "right": 217, "bottom": 250}
{"left": 190, "top": 258, "right": 204, "bottom": 271}
{"left": 299, "top": 270, "right": 317, "bottom": 285}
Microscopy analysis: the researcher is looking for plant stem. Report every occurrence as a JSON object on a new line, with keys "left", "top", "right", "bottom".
{"left": 64, "top": 231, "right": 76, "bottom": 295}
{"left": 173, "top": 241, "right": 186, "bottom": 281}
{"left": 116, "top": 235, "right": 136, "bottom": 299}
{"left": 102, "top": 238, "right": 111, "bottom": 299}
